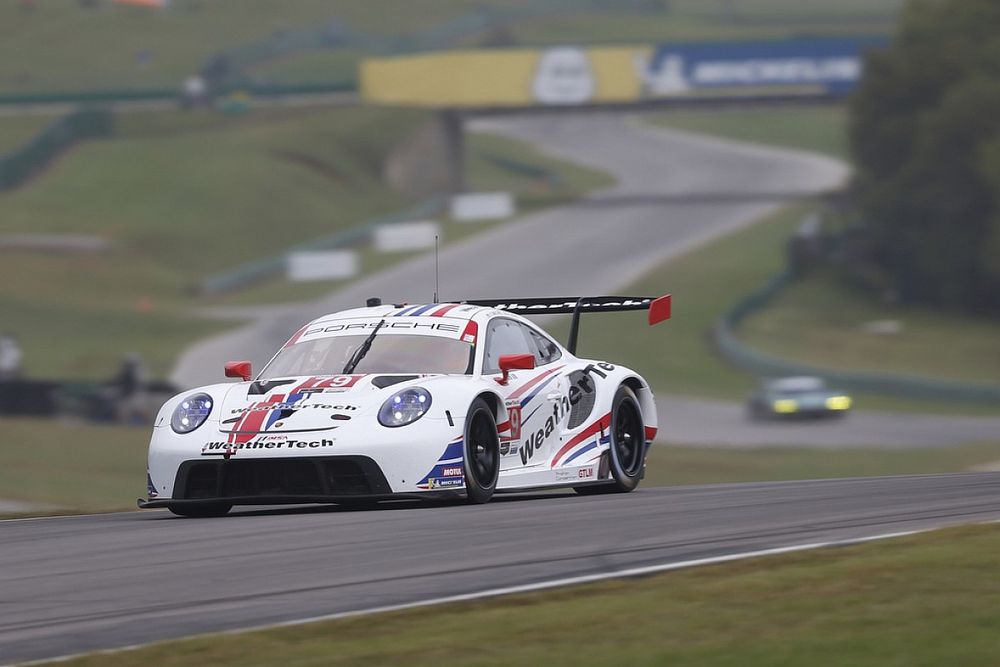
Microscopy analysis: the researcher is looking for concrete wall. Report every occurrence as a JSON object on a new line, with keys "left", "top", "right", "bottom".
{"left": 384, "top": 111, "right": 463, "bottom": 198}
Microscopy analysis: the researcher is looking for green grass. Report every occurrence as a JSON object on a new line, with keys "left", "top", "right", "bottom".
{"left": 0, "top": 1, "right": 902, "bottom": 95}
{"left": 553, "top": 205, "right": 807, "bottom": 400}
{"left": 548, "top": 201, "right": 999, "bottom": 415}
{"left": 2, "top": 415, "right": 996, "bottom": 514}
{"left": 465, "top": 130, "right": 614, "bottom": 204}
{"left": 741, "top": 270, "right": 1000, "bottom": 384}
{"left": 0, "top": 105, "right": 425, "bottom": 378}
{"left": 647, "top": 106, "right": 849, "bottom": 160}
{"left": 0, "top": 0, "right": 480, "bottom": 93}
{"left": 645, "top": 441, "right": 1000, "bottom": 486}
{"left": 0, "top": 98, "right": 615, "bottom": 380}
{"left": 0, "top": 418, "right": 147, "bottom": 512}
{"left": 0, "top": 113, "right": 48, "bottom": 153}
{"left": 44, "top": 522, "right": 1000, "bottom": 666}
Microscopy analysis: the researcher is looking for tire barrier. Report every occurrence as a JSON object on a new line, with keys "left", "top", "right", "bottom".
{"left": 0, "top": 380, "right": 58, "bottom": 417}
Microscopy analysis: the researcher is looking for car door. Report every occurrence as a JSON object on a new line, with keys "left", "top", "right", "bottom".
{"left": 482, "top": 318, "right": 567, "bottom": 469}
{"left": 521, "top": 324, "right": 570, "bottom": 467}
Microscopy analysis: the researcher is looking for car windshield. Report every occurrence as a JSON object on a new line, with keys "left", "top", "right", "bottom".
{"left": 259, "top": 334, "right": 474, "bottom": 379}
{"left": 767, "top": 377, "right": 826, "bottom": 394}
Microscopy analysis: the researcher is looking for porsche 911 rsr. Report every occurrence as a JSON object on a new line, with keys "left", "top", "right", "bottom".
{"left": 140, "top": 295, "right": 671, "bottom": 516}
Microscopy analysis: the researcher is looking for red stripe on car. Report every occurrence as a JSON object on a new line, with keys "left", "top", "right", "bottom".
{"left": 282, "top": 324, "right": 310, "bottom": 349}
{"left": 551, "top": 412, "right": 610, "bottom": 468}
{"left": 507, "top": 366, "right": 563, "bottom": 401}
{"left": 228, "top": 394, "right": 286, "bottom": 444}
{"left": 430, "top": 303, "right": 460, "bottom": 317}
{"left": 460, "top": 320, "right": 478, "bottom": 344}
{"left": 291, "top": 377, "right": 322, "bottom": 394}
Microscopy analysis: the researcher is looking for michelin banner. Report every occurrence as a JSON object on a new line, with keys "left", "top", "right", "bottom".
{"left": 641, "top": 37, "right": 886, "bottom": 97}
{"left": 361, "top": 38, "right": 883, "bottom": 108}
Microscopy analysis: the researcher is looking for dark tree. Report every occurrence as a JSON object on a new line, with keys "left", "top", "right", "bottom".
{"left": 849, "top": 0, "right": 1000, "bottom": 311}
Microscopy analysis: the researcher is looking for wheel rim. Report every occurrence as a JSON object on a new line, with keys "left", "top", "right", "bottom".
{"left": 468, "top": 410, "right": 498, "bottom": 487}
{"left": 613, "top": 399, "right": 643, "bottom": 477}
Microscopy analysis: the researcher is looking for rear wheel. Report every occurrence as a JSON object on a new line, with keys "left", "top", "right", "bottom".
{"left": 464, "top": 398, "right": 500, "bottom": 504}
{"left": 575, "top": 385, "right": 645, "bottom": 495}
{"left": 167, "top": 502, "right": 232, "bottom": 518}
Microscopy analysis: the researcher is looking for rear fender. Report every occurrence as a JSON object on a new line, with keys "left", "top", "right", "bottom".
{"left": 571, "top": 360, "right": 657, "bottom": 437}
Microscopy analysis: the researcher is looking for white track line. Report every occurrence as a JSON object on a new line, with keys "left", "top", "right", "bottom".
{"left": 0, "top": 510, "right": 147, "bottom": 523}
{"left": 14, "top": 523, "right": 974, "bottom": 667}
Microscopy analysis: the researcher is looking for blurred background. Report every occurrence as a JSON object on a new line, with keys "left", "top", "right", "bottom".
{"left": 1, "top": 0, "right": 998, "bottom": 514}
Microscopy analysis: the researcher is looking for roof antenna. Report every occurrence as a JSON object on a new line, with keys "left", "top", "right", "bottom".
{"left": 433, "top": 234, "right": 440, "bottom": 303}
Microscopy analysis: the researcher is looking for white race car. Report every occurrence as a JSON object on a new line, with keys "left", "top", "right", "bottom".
{"left": 140, "top": 295, "right": 671, "bottom": 516}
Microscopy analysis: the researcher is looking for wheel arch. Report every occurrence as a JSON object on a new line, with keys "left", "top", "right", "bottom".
{"left": 473, "top": 390, "right": 505, "bottom": 425}
{"left": 620, "top": 374, "right": 657, "bottom": 437}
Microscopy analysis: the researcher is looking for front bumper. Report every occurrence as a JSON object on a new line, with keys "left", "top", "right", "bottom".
{"left": 137, "top": 455, "right": 449, "bottom": 509}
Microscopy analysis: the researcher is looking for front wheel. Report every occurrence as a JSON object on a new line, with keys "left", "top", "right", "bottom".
{"left": 167, "top": 502, "right": 232, "bottom": 518}
{"left": 575, "top": 385, "right": 645, "bottom": 495}
{"left": 463, "top": 398, "right": 500, "bottom": 504}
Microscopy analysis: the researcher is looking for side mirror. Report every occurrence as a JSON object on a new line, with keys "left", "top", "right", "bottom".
{"left": 225, "top": 361, "right": 252, "bottom": 382}
{"left": 496, "top": 353, "right": 535, "bottom": 385}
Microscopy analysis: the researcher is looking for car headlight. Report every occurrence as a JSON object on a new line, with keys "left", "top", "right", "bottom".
{"left": 826, "top": 395, "right": 852, "bottom": 410}
{"left": 772, "top": 399, "right": 798, "bottom": 413}
{"left": 170, "top": 393, "right": 214, "bottom": 434}
{"left": 378, "top": 387, "right": 431, "bottom": 427}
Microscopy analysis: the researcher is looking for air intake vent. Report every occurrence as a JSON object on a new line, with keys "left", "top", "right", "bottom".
{"left": 371, "top": 375, "right": 418, "bottom": 389}
{"left": 176, "top": 456, "right": 391, "bottom": 499}
{"left": 567, "top": 370, "right": 596, "bottom": 429}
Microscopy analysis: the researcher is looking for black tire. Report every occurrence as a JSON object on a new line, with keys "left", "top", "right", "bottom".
{"left": 167, "top": 502, "right": 232, "bottom": 518}
{"left": 574, "top": 385, "right": 645, "bottom": 495}
{"left": 463, "top": 398, "right": 500, "bottom": 504}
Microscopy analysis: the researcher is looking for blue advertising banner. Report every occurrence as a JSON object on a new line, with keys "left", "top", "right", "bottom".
{"left": 641, "top": 37, "right": 887, "bottom": 97}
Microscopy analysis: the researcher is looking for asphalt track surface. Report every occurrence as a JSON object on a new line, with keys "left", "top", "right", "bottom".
{"left": 2, "top": 473, "right": 999, "bottom": 663}
{"left": 655, "top": 395, "right": 1000, "bottom": 448}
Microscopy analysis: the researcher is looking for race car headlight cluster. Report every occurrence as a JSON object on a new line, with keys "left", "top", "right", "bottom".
{"left": 378, "top": 387, "right": 431, "bottom": 427}
{"left": 825, "top": 395, "right": 852, "bottom": 411}
{"left": 772, "top": 399, "right": 799, "bottom": 414}
{"left": 170, "top": 393, "right": 214, "bottom": 434}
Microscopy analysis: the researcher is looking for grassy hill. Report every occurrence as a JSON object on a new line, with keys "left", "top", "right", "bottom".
{"left": 0, "top": 0, "right": 902, "bottom": 94}
{"left": 0, "top": 104, "right": 610, "bottom": 379}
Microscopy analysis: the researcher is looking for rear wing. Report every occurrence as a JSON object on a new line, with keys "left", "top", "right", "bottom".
{"left": 462, "top": 295, "right": 671, "bottom": 355}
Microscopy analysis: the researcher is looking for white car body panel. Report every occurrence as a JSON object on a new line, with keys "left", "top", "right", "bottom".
{"left": 144, "top": 301, "right": 660, "bottom": 506}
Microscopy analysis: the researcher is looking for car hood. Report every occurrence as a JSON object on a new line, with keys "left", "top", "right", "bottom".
{"left": 217, "top": 373, "right": 437, "bottom": 435}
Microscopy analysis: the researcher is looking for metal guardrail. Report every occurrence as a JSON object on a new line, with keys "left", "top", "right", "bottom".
{"left": 713, "top": 224, "right": 1000, "bottom": 405}
{"left": 198, "top": 196, "right": 445, "bottom": 295}
{"left": 0, "top": 80, "right": 357, "bottom": 109}
{"left": 0, "top": 109, "right": 114, "bottom": 191}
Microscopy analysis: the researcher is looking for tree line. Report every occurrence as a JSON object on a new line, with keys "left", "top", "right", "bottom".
{"left": 850, "top": 0, "right": 1000, "bottom": 313}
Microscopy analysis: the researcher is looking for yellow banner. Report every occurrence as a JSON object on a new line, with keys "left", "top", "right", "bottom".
{"left": 361, "top": 46, "right": 651, "bottom": 108}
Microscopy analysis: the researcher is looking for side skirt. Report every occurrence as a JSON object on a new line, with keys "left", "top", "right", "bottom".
{"left": 495, "top": 453, "right": 608, "bottom": 492}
